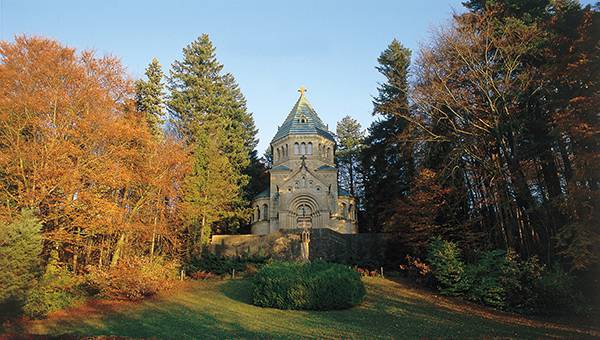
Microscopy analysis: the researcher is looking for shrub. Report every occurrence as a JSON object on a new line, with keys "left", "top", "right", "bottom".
{"left": 243, "top": 263, "right": 259, "bottom": 277}
{"left": 86, "top": 256, "right": 178, "bottom": 300}
{"left": 0, "top": 210, "right": 43, "bottom": 306}
{"left": 356, "top": 267, "right": 381, "bottom": 277}
{"left": 399, "top": 255, "right": 433, "bottom": 285}
{"left": 190, "top": 271, "right": 215, "bottom": 280}
{"left": 23, "top": 252, "right": 85, "bottom": 319}
{"left": 425, "top": 237, "right": 579, "bottom": 313}
{"left": 462, "top": 250, "right": 511, "bottom": 308}
{"left": 534, "top": 264, "right": 578, "bottom": 314}
{"left": 184, "top": 253, "right": 268, "bottom": 276}
{"left": 426, "top": 237, "right": 468, "bottom": 295}
{"left": 252, "top": 261, "right": 365, "bottom": 310}
{"left": 503, "top": 254, "right": 544, "bottom": 311}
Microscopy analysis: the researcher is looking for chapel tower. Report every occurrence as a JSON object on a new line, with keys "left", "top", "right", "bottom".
{"left": 250, "top": 88, "right": 357, "bottom": 235}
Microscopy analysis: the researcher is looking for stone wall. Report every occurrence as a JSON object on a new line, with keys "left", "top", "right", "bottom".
{"left": 210, "top": 231, "right": 302, "bottom": 260}
{"left": 209, "top": 228, "right": 393, "bottom": 266}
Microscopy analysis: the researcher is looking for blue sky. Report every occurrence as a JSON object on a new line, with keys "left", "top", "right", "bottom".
{"left": 3, "top": 1, "right": 594, "bottom": 153}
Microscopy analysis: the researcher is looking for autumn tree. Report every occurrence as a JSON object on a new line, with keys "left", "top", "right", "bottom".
{"left": 0, "top": 36, "right": 189, "bottom": 270}
{"left": 388, "top": 0, "right": 599, "bottom": 272}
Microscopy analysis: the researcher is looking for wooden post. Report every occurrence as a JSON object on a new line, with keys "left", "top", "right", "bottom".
{"left": 380, "top": 266, "right": 384, "bottom": 278}
{"left": 232, "top": 269, "right": 236, "bottom": 279}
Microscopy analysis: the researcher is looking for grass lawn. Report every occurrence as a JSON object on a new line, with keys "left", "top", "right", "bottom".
{"left": 3, "top": 277, "right": 599, "bottom": 339}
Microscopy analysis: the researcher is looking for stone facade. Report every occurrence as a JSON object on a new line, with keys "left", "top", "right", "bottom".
{"left": 250, "top": 89, "right": 357, "bottom": 235}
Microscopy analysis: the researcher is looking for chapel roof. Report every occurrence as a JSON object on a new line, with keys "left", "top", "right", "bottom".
{"left": 254, "top": 188, "right": 270, "bottom": 199}
{"left": 271, "top": 165, "right": 291, "bottom": 171}
{"left": 271, "top": 88, "right": 335, "bottom": 143}
{"left": 315, "top": 165, "right": 337, "bottom": 171}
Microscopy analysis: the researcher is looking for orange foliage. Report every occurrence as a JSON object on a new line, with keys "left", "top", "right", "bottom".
{"left": 0, "top": 36, "right": 190, "bottom": 268}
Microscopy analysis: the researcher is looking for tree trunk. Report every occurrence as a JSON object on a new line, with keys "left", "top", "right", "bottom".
{"left": 110, "top": 233, "right": 126, "bottom": 267}
{"left": 150, "top": 216, "right": 157, "bottom": 257}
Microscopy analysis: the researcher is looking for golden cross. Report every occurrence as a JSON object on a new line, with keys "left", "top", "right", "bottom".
{"left": 298, "top": 86, "right": 307, "bottom": 96}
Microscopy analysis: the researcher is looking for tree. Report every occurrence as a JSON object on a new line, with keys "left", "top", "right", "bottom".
{"left": 244, "top": 150, "right": 270, "bottom": 201}
{"left": 0, "top": 210, "right": 42, "bottom": 305}
{"left": 360, "top": 39, "right": 415, "bottom": 232}
{"left": 135, "top": 58, "right": 166, "bottom": 137}
{"left": 180, "top": 117, "right": 241, "bottom": 256}
{"left": 168, "top": 34, "right": 257, "bottom": 240}
{"left": 336, "top": 116, "right": 364, "bottom": 199}
{"left": 0, "top": 36, "right": 189, "bottom": 269}
{"left": 395, "top": 1, "right": 599, "bottom": 270}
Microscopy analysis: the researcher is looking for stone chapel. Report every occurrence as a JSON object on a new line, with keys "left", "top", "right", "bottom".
{"left": 250, "top": 88, "right": 357, "bottom": 235}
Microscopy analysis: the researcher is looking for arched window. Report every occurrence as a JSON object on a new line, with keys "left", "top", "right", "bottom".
{"left": 307, "top": 142, "right": 313, "bottom": 155}
{"left": 276, "top": 148, "right": 280, "bottom": 161}
{"left": 300, "top": 142, "right": 306, "bottom": 155}
{"left": 348, "top": 204, "right": 354, "bottom": 220}
{"left": 294, "top": 143, "right": 299, "bottom": 155}
{"left": 262, "top": 203, "right": 269, "bottom": 220}
{"left": 285, "top": 144, "right": 288, "bottom": 157}
{"left": 256, "top": 205, "right": 261, "bottom": 221}
{"left": 327, "top": 147, "right": 332, "bottom": 160}
{"left": 340, "top": 203, "right": 347, "bottom": 218}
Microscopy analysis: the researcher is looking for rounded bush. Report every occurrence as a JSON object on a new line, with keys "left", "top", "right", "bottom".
{"left": 251, "top": 261, "right": 365, "bottom": 310}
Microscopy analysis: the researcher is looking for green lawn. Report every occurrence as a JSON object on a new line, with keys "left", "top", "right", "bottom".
{"left": 7, "top": 277, "right": 599, "bottom": 339}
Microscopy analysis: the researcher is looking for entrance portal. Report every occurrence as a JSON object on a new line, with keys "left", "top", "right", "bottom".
{"left": 296, "top": 203, "right": 312, "bottom": 228}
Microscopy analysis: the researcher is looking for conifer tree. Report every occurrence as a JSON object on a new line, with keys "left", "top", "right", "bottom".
{"left": 180, "top": 117, "right": 240, "bottom": 255}
{"left": 0, "top": 210, "right": 42, "bottom": 304}
{"left": 135, "top": 58, "right": 165, "bottom": 137}
{"left": 167, "top": 34, "right": 258, "bottom": 239}
{"left": 360, "top": 39, "right": 414, "bottom": 232}
{"left": 336, "top": 116, "right": 364, "bottom": 198}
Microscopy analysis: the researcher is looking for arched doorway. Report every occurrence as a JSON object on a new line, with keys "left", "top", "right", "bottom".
{"left": 297, "top": 203, "right": 312, "bottom": 228}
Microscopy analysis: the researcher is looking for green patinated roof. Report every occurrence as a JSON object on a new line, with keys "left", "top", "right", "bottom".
{"left": 271, "top": 91, "right": 335, "bottom": 143}
{"left": 271, "top": 165, "right": 291, "bottom": 171}
{"left": 255, "top": 188, "right": 270, "bottom": 199}
{"left": 316, "top": 165, "right": 337, "bottom": 171}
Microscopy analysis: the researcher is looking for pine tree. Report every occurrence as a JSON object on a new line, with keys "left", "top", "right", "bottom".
{"left": 360, "top": 39, "right": 414, "bottom": 232}
{"left": 135, "top": 58, "right": 165, "bottom": 137}
{"left": 336, "top": 116, "right": 364, "bottom": 198}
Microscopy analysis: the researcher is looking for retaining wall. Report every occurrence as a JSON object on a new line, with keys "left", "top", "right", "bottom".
{"left": 209, "top": 228, "right": 393, "bottom": 265}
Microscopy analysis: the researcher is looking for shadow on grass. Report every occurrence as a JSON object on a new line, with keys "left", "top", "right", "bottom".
{"left": 23, "top": 295, "right": 270, "bottom": 339}
{"left": 219, "top": 279, "right": 254, "bottom": 305}
{"left": 9, "top": 278, "right": 598, "bottom": 339}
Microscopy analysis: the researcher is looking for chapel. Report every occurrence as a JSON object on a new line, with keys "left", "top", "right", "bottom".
{"left": 250, "top": 87, "right": 357, "bottom": 235}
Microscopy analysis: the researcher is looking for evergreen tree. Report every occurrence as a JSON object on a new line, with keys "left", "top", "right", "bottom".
{"left": 135, "top": 58, "right": 165, "bottom": 137}
{"left": 336, "top": 116, "right": 364, "bottom": 198}
{"left": 0, "top": 210, "right": 42, "bottom": 305}
{"left": 360, "top": 39, "right": 414, "bottom": 232}
{"left": 244, "top": 150, "right": 269, "bottom": 201}
{"left": 180, "top": 117, "right": 241, "bottom": 255}
{"left": 167, "top": 34, "right": 258, "bottom": 238}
